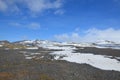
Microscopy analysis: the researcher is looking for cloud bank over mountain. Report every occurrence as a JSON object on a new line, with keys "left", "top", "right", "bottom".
{"left": 55, "top": 28, "right": 120, "bottom": 42}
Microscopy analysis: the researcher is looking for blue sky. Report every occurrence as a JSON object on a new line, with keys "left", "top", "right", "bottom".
{"left": 0, "top": 0, "right": 120, "bottom": 42}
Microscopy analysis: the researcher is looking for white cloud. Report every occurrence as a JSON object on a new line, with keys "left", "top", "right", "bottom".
{"left": 10, "top": 22, "right": 21, "bottom": 27}
{"left": 24, "top": 0, "right": 62, "bottom": 13}
{"left": 0, "top": 0, "right": 64, "bottom": 15}
{"left": 54, "top": 9, "right": 64, "bottom": 15}
{"left": 54, "top": 33, "right": 82, "bottom": 42}
{"left": 54, "top": 34, "right": 70, "bottom": 42}
{"left": 54, "top": 28, "right": 120, "bottom": 42}
{"left": 0, "top": 0, "right": 7, "bottom": 12}
{"left": 28, "top": 22, "right": 41, "bottom": 29}
{"left": 10, "top": 22, "right": 41, "bottom": 30}
{"left": 85, "top": 28, "right": 120, "bottom": 42}
{"left": 24, "top": 0, "right": 64, "bottom": 15}
{"left": 21, "top": 35, "right": 28, "bottom": 40}
{"left": 0, "top": 0, "right": 20, "bottom": 13}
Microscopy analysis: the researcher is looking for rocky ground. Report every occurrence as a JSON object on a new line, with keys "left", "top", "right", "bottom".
{"left": 0, "top": 46, "right": 120, "bottom": 80}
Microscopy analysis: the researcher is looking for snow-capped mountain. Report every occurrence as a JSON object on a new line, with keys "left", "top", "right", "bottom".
{"left": 0, "top": 40, "right": 10, "bottom": 45}
{"left": 92, "top": 40, "right": 120, "bottom": 49}
{"left": 13, "top": 40, "right": 62, "bottom": 49}
{"left": 14, "top": 39, "right": 120, "bottom": 48}
{"left": 1, "top": 39, "right": 120, "bottom": 49}
{"left": 95, "top": 40, "right": 119, "bottom": 44}
{"left": 14, "top": 40, "right": 95, "bottom": 48}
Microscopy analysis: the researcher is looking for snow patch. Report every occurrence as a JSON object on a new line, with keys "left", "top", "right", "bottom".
{"left": 116, "top": 57, "right": 120, "bottom": 60}
{"left": 50, "top": 46, "right": 120, "bottom": 72}
{"left": 0, "top": 45, "right": 3, "bottom": 47}
{"left": 30, "top": 53, "right": 41, "bottom": 55}
{"left": 25, "top": 56, "right": 33, "bottom": 59}
{"left": 26, "top": 47, "right": 38, "bottom": 49}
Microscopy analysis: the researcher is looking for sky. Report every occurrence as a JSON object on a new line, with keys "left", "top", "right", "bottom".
{"left": 0, "top": 0, "right": 120, "bottom": 42}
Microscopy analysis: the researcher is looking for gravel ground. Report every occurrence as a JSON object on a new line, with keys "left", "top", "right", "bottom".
{"left": 75, "top": 47, "right": 120, "bottom": 57}
{"left": 0, "top": 48, "right": 120, "bottom": 80}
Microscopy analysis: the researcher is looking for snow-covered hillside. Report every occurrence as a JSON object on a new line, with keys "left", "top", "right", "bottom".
{"left": 93, "top": 40, "right": 120, "bottom": 49}
{"left": 1, "top": 39, "right": 120, "bottom": 72}
{"left": 13, "top": 39, "right": 120, "bottom": 49}
{"left": 49, "top": 46, "right": 120, "bottom": 72}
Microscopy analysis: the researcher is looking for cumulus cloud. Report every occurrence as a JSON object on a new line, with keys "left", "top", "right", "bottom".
{"left": 54, "top": 28, "right": 120, "bottom": 42}
{"left": 23, "top": 0, "right": 63, "bottom": 14}
{"left": 10, "top": 22, "right": 41, "bottom": 30}
{"left": 54, "top": 33, "right": 82, "bottom": 42}
{"left": 0, "top": 0, "right": 20, "bottom": 13}
{"left": 55, "top": 34, "right": 70, "bottom": 41}
{"left": 0, "top": 0, "right": 64, "bottom": 15}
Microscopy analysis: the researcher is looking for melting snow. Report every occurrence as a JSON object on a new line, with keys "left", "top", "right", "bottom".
{"left": 26, "top": 47, "right": 38, "bottom": 49}
{"left": 50, "top": 46, "right": 120, "bottom": 72}
{"left": 25, "top": 53, "right": 40, "bottom": 59}
{"left": 25, "top": 56, "right": 33, "bottom": 59}
{"left": 0, "top": 45, "right": 3, "bottom": 47}
{"left": 116, "top": 57, "right": 120, "bottom": 59}
{"left": 30, "top": 53, "right": 41, "bottom": 55}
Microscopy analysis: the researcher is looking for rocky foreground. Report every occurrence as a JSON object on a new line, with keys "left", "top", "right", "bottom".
{"left": 0, "top": 40, "right": 120, "bottom": 80}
